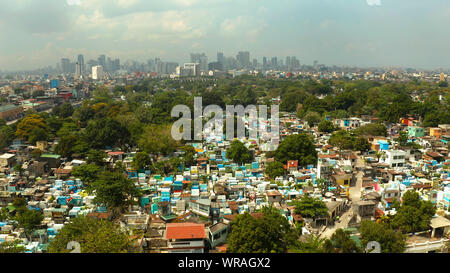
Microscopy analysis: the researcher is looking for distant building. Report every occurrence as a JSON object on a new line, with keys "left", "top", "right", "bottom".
{"left": 92, "top": 66, "right": 105, "bottom": 80}
{"left": 0, "top": 104, "right": 23, "bottom": 121}
{"left": 190, "top": 53, "right": 208, "bottom": 71}
{"left": 236, "top": 51, "right": 250, "bottom": 68}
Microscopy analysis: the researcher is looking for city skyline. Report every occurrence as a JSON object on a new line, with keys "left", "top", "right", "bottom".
{"left": 0, "top": 0, "right": 449, "bottom": 71}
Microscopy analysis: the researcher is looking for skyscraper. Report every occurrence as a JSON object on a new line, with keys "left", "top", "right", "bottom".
{"left": 271, "top": 57, "right": 278, "bottom": 68}
{"left": 190, "top": 53, "right": 208, "bottom": 71}
{"left": 217, "top": 52, "right": 225, "bottom": 70}
{"left": 77, "top": 54, "right": 85, "bottom": 74}
{"left": 92, "top": 66, "right": 104, "bottom": 80}
{"left": 263, "top": 57, "right": 267, "bottom": 69}
{"left": 61, "top": 58, "right": 71, "bottom": 74}
{"left": 98, "top": 55, "right": 106, "bottom": 68}
{"left": 75, "top": 62, "right": 82, "bottom": 79}
{"left": 236, "top": 51, "right": 250, "bottom": 68}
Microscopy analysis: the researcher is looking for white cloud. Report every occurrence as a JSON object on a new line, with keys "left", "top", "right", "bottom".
{"left": 366, "top": 0, "right": 381, "bottom": 6}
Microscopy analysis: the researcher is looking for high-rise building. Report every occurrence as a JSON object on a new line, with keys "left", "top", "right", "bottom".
{"left": 190, "top": 53, "right": 208, "bottom": 71}
{"left": 263, "top": 57, "right": 267, "bottom": 69}
{"left": 252, "top": 59, "right": 258, "bottom": 68}
{"left": 61, "top": 58, "right": 71, "bottom": 74}
{"left": 77, "top": 54, "right": 85, "bottom": 74}
{"left": 183, "top": 63, "right": 200, "bottom": 76}
{"left": 92, "top": 66, "right": 105, "bottom": 80}
{"left": 236, "top": 51, "right": 250, "bottom": 68}
{"left": 75, "top": 62, "right": 82, "bottom": 79}
{"left": 98, "top": 55, "right": 106, "bottom": 68}
{"left": 440, "top": 73, "right": 446, "bottom": 82}
{"left": 217, "top": 52, "right": 225, "bottom": 70}
{"left": 286, "top": 56, "right": 291, "bottom": 71}
{"left": 271, "top": 57, "right": 278, "bottom": 68}
{"left": 208, "top": 62, "right": 223, "bottom": 71}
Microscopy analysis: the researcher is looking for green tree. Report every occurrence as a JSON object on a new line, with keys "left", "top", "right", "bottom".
{"left": 181, "top": 145, "right": 197, "bottom": 167}
{"left": 0, "top": 240, "right": 27, "bottom": 253}
{"left": 91, "top": 171, "right": 141, "bottom": 213}
{"left": 28, "top": 127, "right": 48, "bottom": 145}
{"left": 396, "top": 131, "right": 409, "bottom": 146}
{"left": 131, "top": 151, "right": 152, "bottom": 171}
{"left": 138, "top": 124, "right": 179, "bottom": 157}
{"left": 15, "top": 209, "right": 43, "bottom": 240}
{"left": 360, "top": 221, "right": 406, "bottom": 253}
{"left": 55, "top": 135, "right": 78, "bottom": 158}
{"left": 323, "top": 229, "right": 362, "bottom": 253}
{"left": 304, "top": 111, "right": 321, "bottom": 127}
{"left": 71, "top": 164, "right": 102, "bottom": 188}
{"left": 274, "top": 133, "right": 317, "bottom": 166}
{"left": 48, "top": 216, "right": 133, "bottom": 253}
{"left": 86, "top": 150, "right": 107, "bottom": 166}
{"left": 354, "top": 123, "right": 387, "bottom": 137}
{"left": 353, "top": 137, "right": 371, "bottom": 152}
{"left": 0, "top": 125, "right": 14, "bottom": 149}
{"left": 265, "top": 161, "right": 285, "bottom": 179}
{"left": 292, "top": 196, "right": 328, "bottom": 220}
{"left": 227, "top": 207, "right": 297, "bottom": 253}
{"left": 318, "top": 120, "right": 336, "bottom": 133}
{"left": 226, "top": 140, "right": 253, "bottom": 164}
{"left": 390, "top": 190, "right": 436, "bottom": 233}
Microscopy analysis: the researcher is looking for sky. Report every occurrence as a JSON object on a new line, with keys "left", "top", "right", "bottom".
{"left": 0, "top": 0, "right": 449, "bottom": 71}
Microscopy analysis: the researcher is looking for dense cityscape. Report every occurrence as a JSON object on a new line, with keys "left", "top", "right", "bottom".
{"left": 0, "top": 0, "right": 449, "bottom": 262}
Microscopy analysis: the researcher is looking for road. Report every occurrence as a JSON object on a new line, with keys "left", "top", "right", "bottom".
{"left": 320, "top": 156, "right": 364, "bottom": 238}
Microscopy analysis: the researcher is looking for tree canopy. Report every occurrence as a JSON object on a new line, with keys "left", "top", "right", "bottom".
{"left": 274, "top": 133, "right": 317, "bottom": 166}
{"left": 48, "top": 216, "right": 133, "bottom": 253}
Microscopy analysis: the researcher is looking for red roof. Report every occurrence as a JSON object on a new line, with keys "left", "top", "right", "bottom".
{"left": 165, "top": 223, "right": 205, "bottom": 240}
{"left": 108, "top": 151, "right": 124, "bottom": 156}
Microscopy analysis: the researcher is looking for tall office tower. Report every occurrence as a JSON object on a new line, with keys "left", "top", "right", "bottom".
{"left": 263, "top": 57, "right": 267, "bottom": 69}
{"left": 77, "top": 54, "right": 85, "bottom": 74}
{"left": 271, "top": 57, "right": 278, "bottom": 69}
{"left": 236, "top": 51, "right": 250, "bottom": 68}
{"left": 184, "top": 63, "right": 200, "bottom": 76}
{"left": 252, "top": 58, "right": 258, "bottom": 68}
{"left": 286, "top": 56, "right": 291, "bottom": 71}
{"left": 112, "top": 59, "right": 120, "bottom": 72}
{"left": 190, "top": 53, "right": 208, "bottom": 71}
{"left": 92, "top": 66, "right": 105, "bottom": 80}
{"left": 75, "top": 62, "right": 82, "bottom": 79}
{"left": 98, "top": 55, "right": 106, "bottom": 68}
{"left": 217, "top": 52, "right": 225, "bottom": 70}
{"left": 155, "top": 58, "right": 164, "bottom": 74}
{"left": 313, "top": 60, "right": 319, "bottom": 68}
{"left": 61, "top": 58, "right": 71, "bottom": 74}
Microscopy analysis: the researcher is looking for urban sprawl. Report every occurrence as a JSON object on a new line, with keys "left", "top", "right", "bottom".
{"left": 0, "top": 52, "right": 449, "bottom": 253}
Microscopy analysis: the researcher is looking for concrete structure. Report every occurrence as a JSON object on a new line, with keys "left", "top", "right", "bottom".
{"left": 0, "top": 104, "right": 24, "bottom": 121}
{"left": 92, "top": 66, "right": 105, "bottom": 80}
{"left": 384, "top": 150, "right": 406, "bottom": 168}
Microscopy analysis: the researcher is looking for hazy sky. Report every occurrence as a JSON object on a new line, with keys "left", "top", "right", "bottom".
{"left": 0, "top": 0, "right": 449, "bottom": 71}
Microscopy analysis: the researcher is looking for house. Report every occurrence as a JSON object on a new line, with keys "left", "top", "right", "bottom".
{"left": 430, "top": 216, "right": 450, "bottom": 238}
{"left": 384, "top": 150, "right": 406, "bottom": 168}
{"left": 0, "top": 153, "right": 15, "bottom": 167}
{"left": 0, "top": 104, "right": 23, "bottom": 121}
{"left": 353, "top": 200, "right": 376, "bottom": 222}
{"left": 266, "top": 190, "right": 282, "bottom": 204}
{"left": 207, "top": 222, "right": 229, "bottom": 248}
{"left": 429, "top": 128, "right": 443, "bottom": 139}
{"left": 165, "top": 223, "right": 206, "bottom": 253}
{"left": 189, "top": 199, "right": 211, "bottom": 218}
{"left": 408, "top": 126, "right": 425, "bottom": 138}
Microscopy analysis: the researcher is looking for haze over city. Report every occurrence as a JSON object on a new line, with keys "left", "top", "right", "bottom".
{"left": 0, "top": 0, "right": 449, "bottom": 71}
